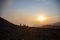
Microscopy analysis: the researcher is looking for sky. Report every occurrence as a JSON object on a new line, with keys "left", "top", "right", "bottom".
{"left": 1, "top": 0, "right": 60, "bottom": 27}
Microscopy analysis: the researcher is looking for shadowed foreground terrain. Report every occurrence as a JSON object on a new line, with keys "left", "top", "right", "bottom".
{"left": 0, "top": 17, "right": 60, "bottom": 40}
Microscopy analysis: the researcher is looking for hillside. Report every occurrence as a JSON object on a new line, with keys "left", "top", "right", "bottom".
{"left": 0, "top": 17, "right": 60, "bottom": 40}
{"left": 0, "top": 17, "right": 24, "bottom": 40}
{"left": 25, "top": 27, "right": 60, "bottom": 40}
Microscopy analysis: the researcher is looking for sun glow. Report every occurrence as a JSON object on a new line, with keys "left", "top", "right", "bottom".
{"left": 37, "top": 16, "right": 46, "bottom": 22}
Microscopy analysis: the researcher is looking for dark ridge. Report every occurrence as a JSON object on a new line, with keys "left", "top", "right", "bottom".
{"left": 0, "top": 17, "right": 21, "bottom": 40}
{"left": 0, "top": 17, "right": 15, "bottom": 25}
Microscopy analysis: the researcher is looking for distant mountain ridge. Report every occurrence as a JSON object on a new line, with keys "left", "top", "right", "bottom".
{"left": 41, "top": 22, "right": 60, "bottom": 29}
{"left": 53, "top": 22, "right": 60, "bottom": 26}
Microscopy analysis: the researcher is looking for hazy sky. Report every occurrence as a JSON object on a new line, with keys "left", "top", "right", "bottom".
{"left": 1, "top": 0, "right": 60, "bottom": 26}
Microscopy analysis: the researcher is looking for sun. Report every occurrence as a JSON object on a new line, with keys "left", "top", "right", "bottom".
{"left": 37, "top": 16, "right": 46, "bottom": 21}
